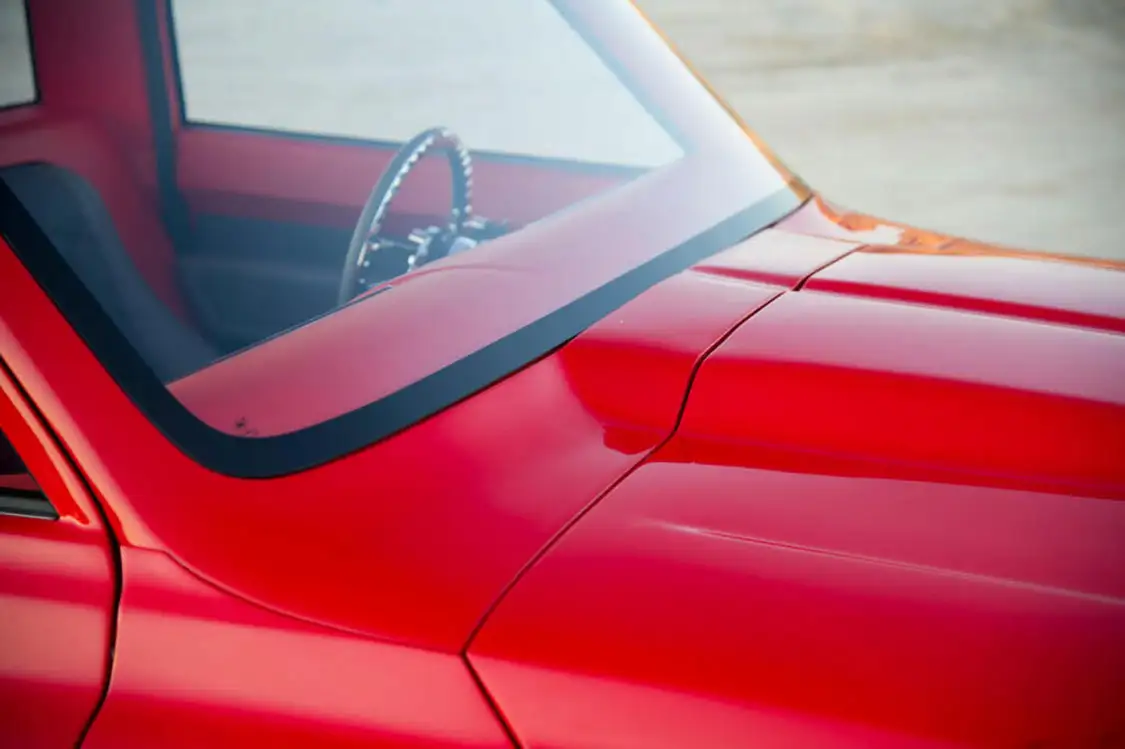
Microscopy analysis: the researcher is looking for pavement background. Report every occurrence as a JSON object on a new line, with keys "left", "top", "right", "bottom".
{"left": 638, "top": 0, "right": 1125, "bottom": 258}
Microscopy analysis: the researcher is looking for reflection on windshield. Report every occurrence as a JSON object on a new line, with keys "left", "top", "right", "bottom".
{"left": 0, "top": 0, "right": 805, "bottom": 476}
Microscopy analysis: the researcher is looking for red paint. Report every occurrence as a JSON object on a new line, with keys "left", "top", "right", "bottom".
{"left": 168, "top": 154, "right": 783, "bottom": 438}
{"left": 3, "top": 0, "right": 1124, "bottom": 746}
{"left": 469, "top": 286, "right": 1125, "bottom": 749}
{"left": 0, "top": 362, "right": 116, "bottom": 748}
{"left": 1, "top": 233, "right": 780, "bottom": 650}
{"left": 470, "top": 441, "right": 1125, "bottom": 747}
{"left": 681, "top": 290, "right": 1125, "bottom": 490}
{"left": 694, "top": 228, "right": 859, "bottom": 288}
{"left": 82, "top": 548, "right": 510, "bottom": 749}
{"left": 806, "top": 243, "right": 1125, "bottom": 333}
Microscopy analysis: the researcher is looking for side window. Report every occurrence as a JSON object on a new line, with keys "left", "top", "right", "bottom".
{"left": 168, "top": 0, "right": 681, "bottom": 167}
{"left": 0, "top": 0, "right": 37, "bottom": 109}
{"left": 0, "top": 427, "right": 54, "bottom": 519}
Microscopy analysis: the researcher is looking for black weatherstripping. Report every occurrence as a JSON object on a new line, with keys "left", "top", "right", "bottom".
{"left": 0, "top": 488, "right": 58, "bottom": 520}
{"left": 1, "top": 174, "right": 804, "bottom": 478}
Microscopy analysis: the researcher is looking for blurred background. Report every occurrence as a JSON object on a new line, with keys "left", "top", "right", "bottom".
{"left": 639, "top": 0, "right": 1125, "bottom": 259}
{"left": 3, "top": 0, "right": 1123, "bottom": 259}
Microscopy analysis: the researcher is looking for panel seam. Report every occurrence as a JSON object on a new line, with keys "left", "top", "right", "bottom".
{"left": 463, "top": 653, "right": 522, "bottom": 748}
{"left": 462, "top": 287, "right": 791, "bottom": 656}
{"left": 0, "top": 358, "right": 125, "bottom": 749}
{"left": 458, "top": 201, "right": 816, "bottom": 657}
{"left": 792, "top": 240, "right": 868, "bottom": 291}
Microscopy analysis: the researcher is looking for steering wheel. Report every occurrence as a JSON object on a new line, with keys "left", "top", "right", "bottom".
{"left": 338, "top": 126, "right": 473, "bottom": 305}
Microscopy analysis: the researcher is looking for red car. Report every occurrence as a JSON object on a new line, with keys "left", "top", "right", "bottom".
{"left": 2, "top": 1, "right": 1123, "bottom": 747}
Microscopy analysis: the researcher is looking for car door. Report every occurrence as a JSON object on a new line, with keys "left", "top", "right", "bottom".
{"left": 0, "top": 359, "right": 118, "bottom": 748}
{"left": 0, "top": 176, "right": 513, "bottom": 749}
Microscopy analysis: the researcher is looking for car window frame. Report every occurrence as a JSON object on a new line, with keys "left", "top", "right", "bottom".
{"left": 0, "top": 357, "right": 58, "bottom": 520}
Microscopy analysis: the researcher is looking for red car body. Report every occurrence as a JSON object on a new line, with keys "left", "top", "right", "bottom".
{"left": 1, "top": 1, "right": 1123, "bottom": 747}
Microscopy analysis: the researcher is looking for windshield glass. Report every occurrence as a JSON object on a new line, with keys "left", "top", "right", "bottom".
{"left": 0, "top": 0, "right": 806, "bottom": 476}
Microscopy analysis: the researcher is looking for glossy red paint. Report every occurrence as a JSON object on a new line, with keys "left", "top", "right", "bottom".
{"left": 82, "top": 547, "right": 510, "bottom": 749}
{"left": 694, "top": 227, "right": 859, "bottom": 288}
{"left": 469, "top": 290, "right": 1125, "bottom": 749}
{"left": 778, "top": 194, "right": 1125, "bottom": 332}
{"left": 0, "top": 232, "right": 785, "bottom": 650}
{"left": 3, "top": 0, "right": 1124, "bottom": 746}
{"left": 168, "top": 225, "right": 840, "bottom": 442}
{"left": 0, "top": 361, "right": 116, "bottom": 748}
{"left": 168, "top": 152, "right": 787, "bottom": 438}
{"left": 470, "top": 439, "right": 1125, "bottom": 748}
{"left": 682, "top": 290, "right": 1125, "bottom": 490}
{"left": 806, "top": 243, "right": 1125, "bottom": 333}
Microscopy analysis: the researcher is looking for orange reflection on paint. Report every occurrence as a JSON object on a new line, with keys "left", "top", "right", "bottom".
{"left": 780, "top": 195, "right": 1125, "bottom": 271}
{"left": 809, "top": 196, "right": 952, "bottom": 248}
{"left": 862, "top": 238, "right": 1125, "bottom": 272}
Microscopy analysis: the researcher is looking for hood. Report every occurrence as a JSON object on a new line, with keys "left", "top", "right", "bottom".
{"left": 804, "top": 242, "right": 1125, "bottom": 334}
{"left": 775, "top": 193, "right": 1125, "bottom": 332}
{"left": 677, "top": 207, "right": 1125, "bottom": 495}
{"left": 468, "top": 204, "right": 1125, "bottom": 749}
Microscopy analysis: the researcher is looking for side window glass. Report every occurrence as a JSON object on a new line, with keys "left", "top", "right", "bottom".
{"left": 0, "top": 0, "right": 37, "bottom": 109}
{"left": 0, "top": 428, "right": 54, "bottom": 519}
{"left": 168, "top": 0, "right": 681, "bottom": 167}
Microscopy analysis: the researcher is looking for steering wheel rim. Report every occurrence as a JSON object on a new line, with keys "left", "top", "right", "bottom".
{"left": 338, "top": 126, "right": 473, "bottom": 305}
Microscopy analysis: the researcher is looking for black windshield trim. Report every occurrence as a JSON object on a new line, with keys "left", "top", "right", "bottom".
{"left": 1, "top": 181, "right": 804, "bottom": 478}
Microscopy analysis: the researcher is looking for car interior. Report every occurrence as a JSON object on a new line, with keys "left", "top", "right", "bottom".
{"left": 0, "top": 429, "right": 37, "bottom": 495}
{"left": 0, "top": 0, "right": 663, "bottom": 385}
{"left": 3, "top": 134, "right": 649, "bottom": 376}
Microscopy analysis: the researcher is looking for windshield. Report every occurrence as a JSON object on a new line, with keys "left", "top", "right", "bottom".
{"left": 0, "top": 0, "right": 806, "bottom": 476}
